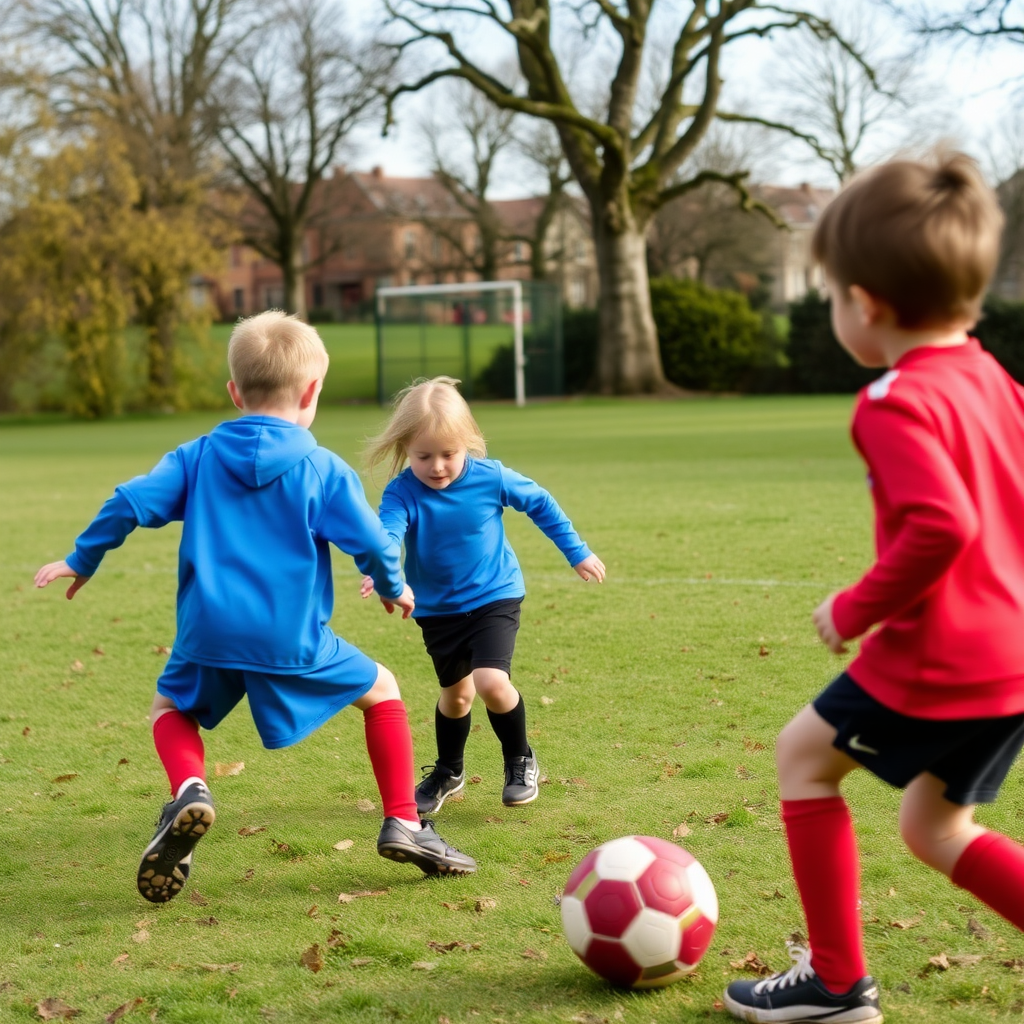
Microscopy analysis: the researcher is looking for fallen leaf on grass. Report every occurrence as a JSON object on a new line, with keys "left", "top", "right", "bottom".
{"left": 475, "top": 899, "right": 496, "bottom": 912}
{"left": 22, "top": 727, "right": 30, "bottom": 736}
{"left": 712, "top": 1000, "right": 724, "bottom": 1011}
{"left": 326, "top": 930, "right": 346, "bottom": 948}
{"left": 238, "top": 826, "right": 266, "bottom": 837}
{"left": 117, "top": 758, "right": 129, "bottom": 766}
{"left": 355, "top": 798, "right": 375, "bottom": 812}
{"left": 469, "top": 776, "right": 482, "bottom": 784}
{"left": 743, "top": 737, "right": 765, "bottom": 752}
{"left": 541, "top": 850, "right": 570, "bottom": 864}
{"left": 540, "top": 696, "right": 554, "bottom": 705}
{"left": 729, "top": 952, "right": 772, "bottom": 976}
{"left": 104, "top": 997, "right": 143, "bottom": 1022}
{"left": 440, "top": 901, "right": 463, "bottom": 911}
{"left": 214, "top": 762, "right": 244, "bottom": 777}
{"left": 968, "top": 917, "right": 991, "bottom": 940}
{"left": 483, "top": 816, "right": 503, "bottom": 824}
{"left": 111, "top": 954, "right": 130, "bottom": 968}
{"left": 152, "top": 645, "right": 171, "bottom": 655}
{"left": 735, "top": 765, "right": 752, "bottom": 779}
{"left": 426, "top": 940, "right": 480, "bottom": 953}
{"left": 672, "top": 823, "right": 692, "bottom": 839}
{"left": 300, "top": 944, "right": 323, "bottom": 973}
{"left": 891, "top": 911, "right": 925, "bottom": 930}
{"left": 92, "top": 647, "right": 105, "bottom": 657}
{"left": 1001, "top": 958, "right": 1024, "bottom": 970}
{"left": 520, "top": 948, "right": 545, "bottom": 960}
{"left": 758, "top": 646, "right": 770, "bottom": 657}
{"left": 70, "top": 660, "right": 84, "bottom": 672}
{"left": 411, "top": 961, "right": 436, "bottom": 971}
{"left": 52, "top": 774, "right": 78, "bottom": 783}
{"left": 337, "top": 890, "right": 387, "bottom": 904}
{"left": 928, "top": 953, "right": 950, "bottom": 971}
{"left": 131, "top": 930, "right": 149, "bottom": 944}
{"left": 35, "top": 998, "right": 79, "bottom": 1020}
{"left": 306, "top": 905, "right": 319, "bottom": 918}
{"left": 332, "top": 840, "right": 354, "bottom": 851}
{"left": 196, "top": 916, "right": 218, "bottom": 927}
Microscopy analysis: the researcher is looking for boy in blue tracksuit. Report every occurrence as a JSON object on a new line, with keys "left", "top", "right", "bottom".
{"left": 361, "top": 376, "right": 605, "bottom": 812}
{"left": 34, "top": 312, "right": 475, "bottom": 903}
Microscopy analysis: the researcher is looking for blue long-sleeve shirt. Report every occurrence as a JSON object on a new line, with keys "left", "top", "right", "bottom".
{"left": 379, "top": 457, "right": 591, "bottom": 617}
{"left": 66, "top": 416, "right": 403, "bottom": 672}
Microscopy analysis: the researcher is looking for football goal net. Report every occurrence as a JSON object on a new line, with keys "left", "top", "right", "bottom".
{"left": 374, "top": 280, "right": 563, "bottom": 407}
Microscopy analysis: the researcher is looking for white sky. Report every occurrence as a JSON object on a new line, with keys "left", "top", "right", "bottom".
{"left": 346, "top": 0, "right": 1024, "bottom": 191}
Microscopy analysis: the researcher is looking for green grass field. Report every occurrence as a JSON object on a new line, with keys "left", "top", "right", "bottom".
{"left": 3, "top": 397, "right": 1023, "bottom": 1023}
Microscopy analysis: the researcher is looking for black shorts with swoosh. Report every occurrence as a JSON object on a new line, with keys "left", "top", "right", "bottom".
{"left": 813, "top": 673, "right": 1024, "bottom": 805}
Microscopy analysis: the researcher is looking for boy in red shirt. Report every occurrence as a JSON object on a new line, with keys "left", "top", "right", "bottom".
{"left": 725, "top": 153, "right": 1024, "bottom": 1023}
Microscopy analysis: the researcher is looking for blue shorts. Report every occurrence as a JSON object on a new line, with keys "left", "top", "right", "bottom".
{"left": 157, "top": 642, "right": 379, "bottom": 750}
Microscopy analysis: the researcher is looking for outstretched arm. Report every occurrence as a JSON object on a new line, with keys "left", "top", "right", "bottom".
{"left": 574, "top": 553, "right": 606, "bottom": 583}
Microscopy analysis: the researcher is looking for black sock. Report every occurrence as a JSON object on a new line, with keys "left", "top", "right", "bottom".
{"left": 487, "top": 692, "right": 529, "bottom": 760}
{"left": 435, "top": 703, "right": 471, "bottom": 775}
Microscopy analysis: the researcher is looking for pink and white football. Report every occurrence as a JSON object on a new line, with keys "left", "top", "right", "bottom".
{"left": 560, "top": 835, "right": 718, "bottom": 988}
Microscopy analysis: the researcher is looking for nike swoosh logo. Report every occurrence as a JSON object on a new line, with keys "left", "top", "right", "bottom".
{"left": 848, "top": 735, "right": 879, "bottom": 755}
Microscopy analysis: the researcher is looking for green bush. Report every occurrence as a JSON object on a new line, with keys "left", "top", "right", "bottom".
{"left": 650, "top": 277, "right": 779, "bottom": 392}
{"left": 786, "top": 292, "right": 876, "bottom": 393}
{"left": 973, "top": 296, "right": 1024, "bottom": 384}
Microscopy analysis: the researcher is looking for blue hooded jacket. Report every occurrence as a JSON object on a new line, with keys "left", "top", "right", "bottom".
{"left": 66, "top": 417, "right": 403, "bottom": 673}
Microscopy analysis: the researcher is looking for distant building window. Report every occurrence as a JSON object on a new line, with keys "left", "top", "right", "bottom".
{"left": 404, "top": 229, "right": 417, "bottom": 259}
{"left": 233, "top": 288, "right": 244, "bottom": 312}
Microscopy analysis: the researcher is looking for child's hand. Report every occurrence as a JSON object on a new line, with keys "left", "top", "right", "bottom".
{"left": 34, "top": 560, "right": 90, "bottom": 600}
{"left": 359, "top": 575, "right": 375, "bottom": 599}
{"left": 813, "top": 593, "right": 848, "bottom": 654}
{"left": 574, "top": 554, "right": 606, "bottom": 583}
{"left": 382, "top": 583, "right": 415, "bottom": 620}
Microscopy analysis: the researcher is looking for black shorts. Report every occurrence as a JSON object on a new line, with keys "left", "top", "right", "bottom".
{"left": 416, "top": 598, "right": 522, "bottom": 688}
{"left": 814, "top": 673, "right": 1024, "bottom": 805}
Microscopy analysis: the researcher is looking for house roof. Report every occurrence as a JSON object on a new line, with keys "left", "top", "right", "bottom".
{"left": 754, "top": 183, "right": 834, "bottom": 227}
{"left": 350, "top": 168, "right": 469, "bottom": 218}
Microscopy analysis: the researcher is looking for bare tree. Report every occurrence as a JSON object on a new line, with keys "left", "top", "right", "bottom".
{"left": 13, "top": 0, "right": 258, "bottom": 407}
{"left": 214, "top": 0, "right": 394, "bottom": 317}
{"left": 890, "top": 0, "right": 1024, "bottom": 44}
{"left": 418, "top": 78, "right": 517, "bottom": 281}
{"left": 383, "top": 1, "right": 855, "bottom": 395}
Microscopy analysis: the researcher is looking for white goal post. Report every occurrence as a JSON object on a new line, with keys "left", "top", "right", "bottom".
{"left": 375, "top": 280, "right": 527, "bottom": 407}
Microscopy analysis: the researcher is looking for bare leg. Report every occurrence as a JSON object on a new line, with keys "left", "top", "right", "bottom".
{"left": 899, "top": 773, "right": 986, "bottom": 876}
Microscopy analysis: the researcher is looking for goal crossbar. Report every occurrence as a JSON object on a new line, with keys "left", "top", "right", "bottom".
{"left": 375, "top": 280, "right": 526, "bottom": 407}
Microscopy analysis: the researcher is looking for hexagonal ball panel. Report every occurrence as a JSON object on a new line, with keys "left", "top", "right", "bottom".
{"left": 560, "top": 894, "right": 593, "bottom": 957}
{"left": 594, "top": 836, "right": 656, "bottom": 882}
{"left": 621, "top": 907, "right": 681, "bottom": 969}
{"left": 636, "top": 856, "right": 693, "bottom": 919}
{"left": 582, "top": 937, "right": 642, "bottom": 988}
{"left": 583, "top": 878, "right": 643, "bottom": 939}
{"left": 680, "top": 912, "right": 717, "bottom": 968}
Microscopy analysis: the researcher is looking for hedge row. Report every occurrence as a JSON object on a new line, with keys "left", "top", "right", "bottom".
{"left": 482, "top": 282, "right": 1024, "bottom": 396}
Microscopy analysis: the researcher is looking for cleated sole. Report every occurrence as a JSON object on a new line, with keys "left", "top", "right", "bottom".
{"left": 137, "top": 800, "right": 215, "bottom": 903}
{"left": 502, "top": 786, "right": 539, "bottom": 806}
{"left": 377, "top": 843, "right": 476, "bottom": 877}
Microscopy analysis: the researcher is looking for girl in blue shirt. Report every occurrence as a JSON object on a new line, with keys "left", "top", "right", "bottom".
{"left": 362, "top": 376, "right": 605, "bottom": 813}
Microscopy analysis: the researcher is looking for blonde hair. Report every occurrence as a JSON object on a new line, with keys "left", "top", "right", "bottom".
{"left": 227, "top": 310, "right": 329, "bottom": 406}
{"left": 812, "top": 150, "right": 1003, "bottom": 329}
{"left": 364, "top": 376, "right": 487, "bottom": 480}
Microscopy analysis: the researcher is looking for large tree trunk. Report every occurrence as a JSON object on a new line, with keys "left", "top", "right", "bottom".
{"left": 281, "top": 243, "right": 307, "bottom": 319}
{"left": 145, "top": 304, "right": 177, "bottom": 412}
{"left": 593, "top": 219, "right": 667, "bottom": 394}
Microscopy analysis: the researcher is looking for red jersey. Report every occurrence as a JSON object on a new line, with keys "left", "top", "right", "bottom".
{"left": 831, "top": 339, "right": 1024, "bottom": 720}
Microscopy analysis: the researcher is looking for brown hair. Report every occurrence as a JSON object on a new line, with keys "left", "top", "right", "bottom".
{"left": 364, "top": 376, "right": 487, "bottom": 481}
{"left": 812, "top": 151, "right": 1003, "bottom": 328}
{"left": 228, "top": 310, "right": 329, "bottom": 406}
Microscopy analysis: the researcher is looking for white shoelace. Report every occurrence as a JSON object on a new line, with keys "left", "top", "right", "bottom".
{"left": 753, "top": 943, "right": 815, "bottom": 995}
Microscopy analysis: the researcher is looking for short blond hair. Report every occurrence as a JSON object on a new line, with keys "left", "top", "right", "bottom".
{"left": 227, "top": 310, "right": 329, "bottom": 405}
{"left": 812, "top": 151, "right": 1003, "bottom": 329}
{"left": 364, "top": 376, "right": 486, "bottom": 480}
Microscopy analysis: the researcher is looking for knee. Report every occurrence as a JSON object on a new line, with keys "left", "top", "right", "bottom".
{"left": 774, "top": 717, "right": 805, "bottom": 781}
{"left": 898, "top": 804, "right": 935, "bottom": 865}
{"left": 367, "top": 665, "right": 401, "bottom": 705}
{"left": 440, "top": 685, "right": 474, "bottom": 717}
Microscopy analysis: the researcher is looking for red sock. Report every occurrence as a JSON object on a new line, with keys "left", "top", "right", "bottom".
{"left": 363, "top": 699, "right": 418, "bottom": 822}
{"left": 152, "top": 711, "right": 206, "bottom": 796}
{"left": 953, "top": 831, "right": 1024, "bottom": 929}
{"left": 782, "top": 797, "right": 866, "bottom": 993}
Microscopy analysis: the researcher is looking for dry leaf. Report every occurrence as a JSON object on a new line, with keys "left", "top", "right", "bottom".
{"left": 131, "top": 930, "right": 150, "bottom": 944}
{"left": 439, "top": 1017, "right": 452, "bottom": 1024}
{"left": 332, "top": 840, "right": 354, "bottom": 851}
{"left": 326, "top": 930, "right": 346, "bottom": 948}
{"left": 35, "top": 998, "right": 80, "bottom": 1020}
{"left": 104, "top": 997, "right": 143, "bottom": 1023}
{"left": 92, "top": 647, "right": 105, "bottom": 657}
{"left": 483, "top": 816, "right": 503, "bottom": 824}
{"left": 355, "top": 798, "right": 375, "bottom": 812}
{"left": 440, "top": 901, "right": 463, "bottom": 911}
{"left": 735, "top": 765, "right": 751, "bottom": 779}
{"left": 152, "top": 645, "right": 171, "bottom": 655}
{"left": 672, "top": 823, "right": 691, "bottom": 839}
{"left": 237, "top": 826, "right": 266, "bottom": 837}
{"left": 1001, "top": 958, "right": 1024, "bottom": 970}
{"left": 928, "top": 953, "right": 950, "bottom": 971}
{"left": 70, "top": 660, "right": 84, "bottom": 672}
{"left": 306, "top": 905, "right": 318, "bottom": 918}
{"left": 712, "top": 1000, "right": 724, "bottom": 1011}
{"left": 475, "top": 899, "right": 497, "bottom": 912}
{"left": 758, "top": 646, "right": 770, "bottom": 657}
{"left": 196, "top": 916, "right": 218, "bottom": 927}
{"left": 197, "top": 962, "right": 241, "bottom": 973}
{"left": 411, "top": 961, "right": 436, "bottom": 971}
{"left": 743, "top": 737, "right": 765, "bottom": 752}
{"left": 337, "top": 889, "right": 387, "bottom": 904}
{"left": 729, "top": 952, "right": 772, "bottom": 976}
{"left": 469, "top": 775, "right": 482, "bottom": 784}
{"left": 111, "top": 954, "right": 130, "bottom": 968}
{"left": 705, "top": 811, "right": 729, "bottom": 824}
{"left": 300, "top": 944, "right": 324, "bottom": 973}
{"left": 188, "top": 891, "right": 209, "bottom": 907}
{"left": 891, "top": 911, "right": 925, "bottom": 930}
{"left": 22, "top": 726, "right": 30, "bottom": 736}
{"left": 117, "top": 758, "right": 129, "bottom": 766}
{"left": 426, "top": 940, "right": 480, "bottom": 953}
{"left": 968, "top": 917, "right": 991, "bottom": 940}
{"left": 520, "top": 947, "right": 545, "bottom": 960}
{"left": 52, "top": 774, "right": 79, "bottom": 783}
{"left": 540, "top": 696, "right": 554, "bottom": 705}
{"left": 541, "top": 850, "right": 570, "bottom": 864}
{"left": 214, "top": 762, "right": 244, "bottom": 777}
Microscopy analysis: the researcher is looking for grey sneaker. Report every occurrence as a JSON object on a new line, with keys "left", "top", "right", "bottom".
{"left": 137, "top": 780, "right": 215, "bottom": 903}
{"left": 377, "top": 817, "right": 477, "bottom": 875}
{"left": 502, "top": 747, "right": 539, "bottom": 806}
{"left": 415, "top": 763, "right": 466, "bottom": 815}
